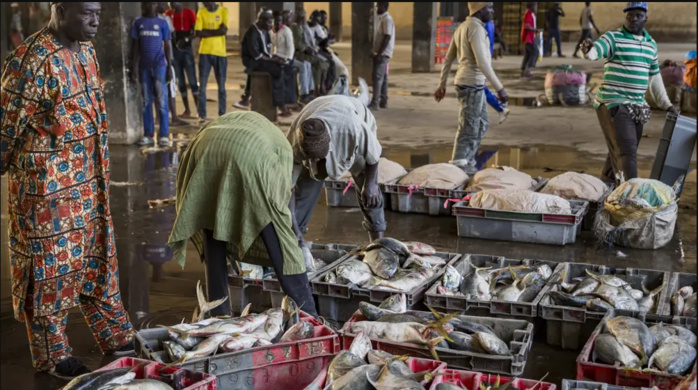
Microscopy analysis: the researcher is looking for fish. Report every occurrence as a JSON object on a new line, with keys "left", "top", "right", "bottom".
{"left": 548, "top": 291, "right": 593, "bottom": 308}
{"left": 451, "top": 317, "right": 497, "bottom": 336}
{"left": 591, "top": 284, "right": 639, "bottom": 312}
{"left": 405, "top": 254, "right": 447, "bottom": 269}
{"left": 363, "top": 248, "right": 400, "bottom": 279}
{"left": 109, "top": 380, "right": 175, "bottom": 390}
{"left": 163, "top": 341, "right": 185, "bottom": 362}
{"left": 518, "top": 282, "right": 544, "bottom": 303}
{"left": 324, "top": 271, "right": 338, "bottom": 284}
{"left": 586, "top": 298, "right": 614, "bottom": 312}
{"left": 629, "top": 289, "right": 644, "bottom": 301}
{"left": 279, "top": 321, "right": 314, "bottom": 343}
{"left": 162, "top": 313, "right": 268, "bottom": 338}
{"left": 378, "top": 313, "right": 429, "bottom": 325}
{"left": 372, "top": 267, "right": 435, "bottom": 293}
{"left": 446, "top": 331, "right": 485, "bottom": 353}
{"left": 592, "top": 333, "right": 641, "bottom": 368}
{"left": 684, "top": 293, "right": 697, "bottom": 317}
{"left": 673, "top": 291, "right": 686, "bottom": 317}
{"left": 606, "top": 316, "right": 656, "bottom": 364}
{"left": 218, "top": 335, "right": 269, "bottom": 353}
{"left": 348, "top": 331, "right": 372, "bottom": 360}
{"left": 473, "top": 332, "right": 510, "bottom": 355}
{"left": 650, "top": 323, "right": 697, "bottom": 347}
{"left": 326, "top": 350, "right": 367, "bottom": 383}
{"left": 496, "top": 267, "right": 525, "bottom": 302}
{"left": 379, "top": 294, "right": 407, "bottom": 313}
{"left": 460, "top": 266, "right": 491, "bottom": 301}
{"left": 368, "top": 349, "right": 397, "bottom": 365}
{"left": 325, "top": 364, "right": 381, "bottom": 390}
{"left": 193, "top": 280, "right": 229, "bottom": 322}
{"left": 313, "top": 258, "right": 327, "bottom": 271}
{"left": 336, "top": 259, "right": 374, "bottom": 286}
{"left": 648, "top": 336, "right": 697, "bottom": 374}
{"left": 572, "top": 276, "right": 600, "bottom": 297}
{"left": 637, "top": 283, "right": 665, "bottom": 313}
{"left": 359, "top": 301, "right": 396, "bottom": 321}
{"left": 438, "top": 285, "right": 464, "bottom": 296}
{"left": 368, "top": 359, "right": 426, "bottom": 390}
{"left": 64, "top": 368, "right": 136, "bottom": 390}
{"left": 442, "top": 265, "right": 463, "bottom": 291}
{"left": 366, "top": 237, "right": 411, "bottom": 259}
{"left": 585, "top": 271, "right": 630, "bottom": 289}
{"left": 404, "top": 242, "right": 436, "bottom": 255}
{"left": 521, "top": 272, "right": 546, "bottom": 289}
{"left": 246, "top": 308, "right": 284, "bottom": 342}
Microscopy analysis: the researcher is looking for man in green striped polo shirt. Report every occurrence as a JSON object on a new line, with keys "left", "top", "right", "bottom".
{"left": 581, "top": 2, "right": 678, "bottom": 184}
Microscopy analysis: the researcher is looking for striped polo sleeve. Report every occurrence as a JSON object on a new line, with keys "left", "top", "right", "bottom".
{"left": 594, "top": 31, "right": 617, "bottom": 59}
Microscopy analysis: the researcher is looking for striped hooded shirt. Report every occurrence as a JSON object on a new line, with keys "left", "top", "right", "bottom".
{"left": 588, "top": 26, "right": 660, "bottom": 108}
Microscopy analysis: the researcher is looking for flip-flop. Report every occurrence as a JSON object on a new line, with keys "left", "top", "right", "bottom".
{"left": 179, "top": 113, "right": 194, "bottom": 119}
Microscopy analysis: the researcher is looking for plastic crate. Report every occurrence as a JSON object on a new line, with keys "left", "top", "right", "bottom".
{"left": 430, "top": 369, "right": 557, "bottom": 390}
{"left": 539, "top": 262, "right": 672, "bottom": 350}
{"left": 453, "top": 199, "right": 589, "bottom": 245}
{"left": 423, "top": 254, "right": 563, "bottom": 319}
{"left": 61, "top": 357, "right": 217, "bottom": 390}
{"left": 310, "top": 252, "right": 461, "bottom": 323}
{"left": 324, "top": 357, "right": 446, "bottom": 388}
{"left": 562, "top": 379, "right": 651, "bottom": 390}
{"left": 324, "top": 178, "right": 361, "bottom": 208}
{"left": 341, "top": 310, "right": 534, "bottom": 376}
{"left": 227, "top": 279, "right": 272, "bottom": 316}
{"left": 262, "top": 243, "right": 358, "bottom": 308}
{"left": 580, "top": 185, "right": 614, "bottom": 231}
{"left": 663, "top": 271, "right": 698, "bottom": 318}
{"left": 576, "top": 311, "right": 697, "bottom": 390}
{"left": 135, "top": 312, "right": 340, "bottom": 390}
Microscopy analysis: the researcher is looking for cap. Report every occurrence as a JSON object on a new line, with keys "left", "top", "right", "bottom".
{"left": 686, "top": 50, "right": 697, "bottom": 60}
{"left": 468, "top": 2, "right": 488, "bottom": 15}
{"left": 623, "top": 2, "right": 648, "bottom": 12}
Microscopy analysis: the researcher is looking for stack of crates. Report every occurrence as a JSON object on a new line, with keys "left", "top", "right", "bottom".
{"left": 435, "top": 17, "right": 456, "bottom": 65}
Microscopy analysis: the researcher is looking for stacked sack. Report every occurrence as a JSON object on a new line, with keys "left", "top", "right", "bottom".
{"left": 340, "top": 157, "right": 408, "bottom": 184}
{"left": 646, "top": 59, "right": 684, "bottom": 109}
{"left": 541, "top": 172, "right": 609, "bottom": 201}
{"left": 465, "top": 166, "right": 536, "bottom": 192}
{"left": 544, "top": 65, "right": 587, "bottom": 106}
{"left": 397, "top": 163, "right": 469, "bottom": 190}
{"left": 593, "top": 178, "right": 677, "bottom": 249}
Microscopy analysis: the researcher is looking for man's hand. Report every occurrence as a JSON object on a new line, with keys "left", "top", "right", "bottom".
{"left": 362, "top": 181, "right": 382, "bottom": 209}
{"left": 497, "top": 88, "right": 509, "bottom": 105}
{"left": 668, "top": 106, "right": 680, "bottom": 116}
{"left": 273, "top": 57, "right": 286, "bottom": 65}
{"left": 371, "top": 52, "right": 378, "bottom": 58}
{"left": 166, "top": 66, "right": 173, "bottom": 83}
{"left": 434, "top": 87, "right": 446, "bottom": 103}
{"left": 580, "top": 37, "right": 594, "bottom": 55}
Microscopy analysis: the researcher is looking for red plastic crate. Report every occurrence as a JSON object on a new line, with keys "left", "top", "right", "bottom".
{"left": 62, "top": 357, "right": 217, "bottom": 390}
{"left": 324, "top": 357, "right": 445, "bottom": 388}
{"left": 429, "top": 369, "right": 557, "bottom": 390}
{"left": 576, "top": 311, "right": 697, "bottom": 390}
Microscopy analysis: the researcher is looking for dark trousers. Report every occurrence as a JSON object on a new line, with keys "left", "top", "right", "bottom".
{"left": 521, "top": 43, "right": 538, "bottom": 72}
{"left": 242, "top": 60, "right": 287, "bottom": 108}
{"left": 172, "top": 45, "right": 199, "bottom": 96}
{"left": 320, "top": 50, "right": 336, "bottom": 90}
{"left": 198, "top": 54, "right": 227, "bottom": 118}
{"left": 545, "top": 28, "right": 563, "bottom": 56}
{"left": 202, "top": 226, "right": 318, "bottom": 317}
{"left": 574, "top": 29, "right": 593, "bottom": 56}
{"left": 371, "top": 55, "right": 389, "bottom": 106}
{"left": 599, "top": 105, "right": 644, "bottom": 183}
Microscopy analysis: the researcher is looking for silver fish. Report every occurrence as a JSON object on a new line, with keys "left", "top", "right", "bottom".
{"left": 246, "top": 308, "right": 284, "bottom": 341}
{"left": 438, "top": 285, "right": 464, "bottom": 297}
{"left": 324, "top": 271, "right": 338, "bottom": 284}
{"left": 379, "top": 294, "right": 407, "bottom": 313}
{"left": 684, "top": 293, "right": 697, "bottom": 317}
{"left": 446, "top": 331, "right": 484, "bottom": 353}
{"left": 404, "top": 241, "right": 436, "bottom": 255}
{"left": 672, "top": 291, "right": 686, "bottom": 317}
{"left": 548, "top": 291, "right": 592, "bottom": 308}
{"left": 359, "top": 301, "right": 396, "bottom": 321}
{"left": 593, "top": 333, "right": 641, "bottom": 368}
{"left": 367, "top": 237, "right": 411, "bottom": 259}
{"left": 586, "top": 298, "right": 614, "bottom": 313}
{"left": 648, "top": 336, "right": 697, "bottom": 374}
{"left": 372, "top": 267, "right": 435, "bottom": 293}
{"left": 348, "top": 331, "right": 372, "bottom": 360}
{"left": 313, "top": 258, "right": 327, "bottom": 271}
{"left": 629, "top": 289, "right": 644, "bottom": 301}
{"left": 164, "top": 313, "right": 268, "bottom": 338}
{"left": 572, "top": 276, "right": 600, "bottom": 297}
{"left": 279, "top": 321, "right": 314, "bottom": 343}
{"left": 363, "top": 248, "right": 400, "bottom": 279}
{"left": 451, "top": 318, "right": 497, "bottom": 336}
{"left": 521, "top": 272, "right": 546, "bottom": 289}
{"left": 473, "top": 332, "right": 509, "bottom": 355}
{"left": 369, "top": 359, "right": 426, "bottom": 390}
{"left": 460, "top": 266, "right": 491, "bottom": 301}
{"left": 368, "top": 350, "right": 396, "bottom": 365}
{"left": 109, "top": 380, "right": 175, "bottom": 390}
{"left": 326, "top": 350, "right": 367, "bottom": 383}
{"left": 180, "top": 334, "right": 232, "bottom": 362}
{"left": 442, "top": 265, "right": 463, "bottom": 291}
{"left": 650, "top": 323, "right": 697, "bottom": 347}
{"left": 592, "top": 284, "right": 639, "bottom": 312}
{"left": 336, "top": 259, "right": 373, "bottom": 286}
{"left": 405, "top": 254, "right": 447, "bottom": 269}
{"left": 194, "top": 280, "right": 229, "bottom": 322}
{"left": 606, "top": 316, "right": 656, "bottom": 363}
{"left": 637, "top": 283, "right": 664, "bottom": 313}
{"left": 326, "top": 364, "right": 381, "bottom": 390}
{"left": 64, "top": 368, "right": 135, "bottom": 390}
{"left": 218, "top": 335, "right": 267, "bottom": 353}
{"left": 163, "top": 341, "right": 185, "bottom": 362}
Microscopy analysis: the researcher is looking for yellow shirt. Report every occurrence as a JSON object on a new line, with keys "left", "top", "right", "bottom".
{"left": 195, "top": 5, "right": 228, "bottom": 57}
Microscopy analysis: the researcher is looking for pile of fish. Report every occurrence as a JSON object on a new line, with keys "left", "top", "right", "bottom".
{"left": 64, "top": 366, "right": 176, "bottom": 390}
{"left": 346, "top": 295, "right": 514, "bottom": 360}
{"left": 323, "top": 238, "right": 446, "bottom": 293}
{"left": 672, "top": 285, "right": 697, "bottom": 317}
{"left": 546, "top": 270, "right": 664, "bottom": 313}
{"left": 592, "top": 316, "right": 697, "bottom": 375}
{"left": 323, "top": 331, "right": 436, "bottom": 390}
{"left": 160, "top": 294, "right": 316, "bottom": 364}
{"left": 435, "top": 262, "right": 553, "bottom": 303}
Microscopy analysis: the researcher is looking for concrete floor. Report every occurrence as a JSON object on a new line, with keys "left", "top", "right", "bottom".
{"left": 1, "top": 40, "right": 696, "bottom": 389}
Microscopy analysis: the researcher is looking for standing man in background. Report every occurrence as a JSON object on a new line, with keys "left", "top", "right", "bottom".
{"left": 157, "top": 2, "right": 187, "bottom": 128}
{"left": 165, "top": 2, "right": 199, "bottom": 119}
{"left": 131, "top": 2, "right": 173, "bottom": 147}
{"left": 520, "top": 2, "right": 538, "bottom": 78}
{"left": 573, "top": 2, "right": 600, "bottom": 58}
{"left": 434, "top": 2, "right": 508, "bottom": 175}
{"left": 544, "top": 2, "right": 565, "bottom": 57}
{"left": 485, "top": 19, "right": 510, "bottom": 124}
{"left": 291, "top": 8, "right": 328, "bottom": 97}
{"left": 195, "top": 2, "right": 228, "bottom": 124}
{"left": 368, "top": 2, "right": 395, "bottom": 111}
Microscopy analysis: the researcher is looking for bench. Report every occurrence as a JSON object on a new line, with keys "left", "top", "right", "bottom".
{"left": 250, "top": 72, "right": 277, "bottom": 122}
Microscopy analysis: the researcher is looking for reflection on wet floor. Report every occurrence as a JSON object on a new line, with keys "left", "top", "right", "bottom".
{"left": 0, "top": 143, "right": 695, "bottom": 388}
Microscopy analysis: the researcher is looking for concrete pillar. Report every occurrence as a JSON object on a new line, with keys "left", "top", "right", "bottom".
{"left": 351, "top": 2, "right": 376, "bottom": 86}
{"left": 329, "top": 1, "right": 342, "bottom": 42}
{"left": 93, "top": 2, "right": 143, "bottom": 145}
{"left": 411, "top": 2, "right": 437, "bottom": 73}
{"left": 239, "top": 2, "right": 256, "bottom": 42}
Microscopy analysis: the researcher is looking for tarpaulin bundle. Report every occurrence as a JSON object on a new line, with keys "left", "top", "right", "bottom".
{"left": 544, "top": 64, "right": 588, "bottom": 106}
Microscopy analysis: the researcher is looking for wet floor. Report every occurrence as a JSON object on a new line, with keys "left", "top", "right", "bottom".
{"left": 1, "top": 143, "right": 695, "bottom": 389}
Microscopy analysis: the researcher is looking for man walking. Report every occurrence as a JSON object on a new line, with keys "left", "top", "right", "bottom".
{"left": 544, "top": 2, "right": 565, "bottom": 57}
{"left": 1, "top": 2, "right": 135, "bottom": 377}
{"left": 368, "top": 2, "right": 395, "bottom": 110}
{"left": 581, "top": 2, "right": 678, "bottom": 184}
{"left": 195, "top": 2, "right": 228, "bottom": 123}
{"left": 291, "top": 8, "right": 328, "bottom": 97}
{"left": 435, "top": 2, "right": 508, "bottom": 175}
{"left": 573, "top": 2, "right": 600, "bottom": 58}
{"left": 520, "top": 2, "right": 538, "bottom": 78}
{"left": 131, "top": 2, "right": 173, "bottom": 147}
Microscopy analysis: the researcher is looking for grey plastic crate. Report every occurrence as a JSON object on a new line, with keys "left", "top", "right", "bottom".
{"left": 324, "top": 179, "right": 361, "bottom": 208}
{"left": 561, "top": 379, "right": 651, "bottom": 390}
{"left": 453, "top": 199, "right": 588, "bottom": 245}
{"left": 539, "top": 262, "right": 671, "bottom": 350}
{"left": 310, "top": 251, "right": 461, "bottom": 323}
{"left": 262, "top": 242, "right": 358, "bottom": 308}
{"left": 424, "top": 254, "right": 563, "bottom": 319}
{"left": 342, "top": 311, "right": 534, "bottom": 376}
{"left": 663, "top": 271, "right": 697, "bottom": 318}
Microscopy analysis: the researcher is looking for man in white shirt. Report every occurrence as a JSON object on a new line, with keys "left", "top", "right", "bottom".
{"left": 272, "top": 10, "right": 313, "bottom": 105}
{"left": 368, "top": 2, "right": 395, "bottom": 110}
{"left": 434, "top": 2, "right": 508, "bottom": 175}
{"left": 287, "top": 95, "right": 386, "bottom": 246}
{"left": 573, "top": 2, "right": 601, "bottom": 58}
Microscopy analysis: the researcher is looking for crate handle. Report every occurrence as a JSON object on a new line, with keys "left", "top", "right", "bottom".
{"left": 408, "top": 185, "right": 419, "bottom": 199}
{"left": 443, "top": 195, "right": 471, "bottom": 209}
{"left": 342, "top": 180, "right": 354, "bottom": 195}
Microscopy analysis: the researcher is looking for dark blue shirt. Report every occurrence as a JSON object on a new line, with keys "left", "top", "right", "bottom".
{"left": 132, "top": 16, "right": 171, "bottom": 69}
{"left": 485, "top": 21, "right": 495, "bottom": 56}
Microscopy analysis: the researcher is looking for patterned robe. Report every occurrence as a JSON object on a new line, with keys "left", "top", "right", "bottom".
{"left": 1, "top": 28, "right": 120, "bottom": 322}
